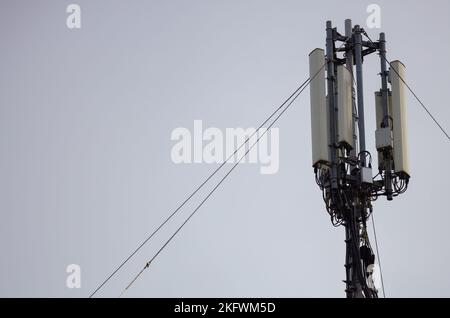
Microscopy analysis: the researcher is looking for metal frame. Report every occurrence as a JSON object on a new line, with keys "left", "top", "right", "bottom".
{"left": 314, "top": 19, "right": 410, "bottom": 298}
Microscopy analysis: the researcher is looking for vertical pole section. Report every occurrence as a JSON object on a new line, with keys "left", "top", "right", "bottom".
{"left": 379, "top": 33, "right": 389, "bottom": 128}
{"left": 345, "top": 19, "right": 358, "bottom": 159}
{"left": 379, "top": 32, "right": 393, "bottom": 200}
{"left": 354, "top": 25, "right": 366, "bottom": 166}
{"left": 344, "top": 224, "right": 353, "bottom": 298}
{"left": 344, "top": 19, "right": 357, "bottom": 298}
{"left": 326, "top": 21, "right": 338, "bottom": 191}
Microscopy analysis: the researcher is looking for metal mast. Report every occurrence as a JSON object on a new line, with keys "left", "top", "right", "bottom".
{"left": 310, "top": 20, "right": 410, "bottom": 298}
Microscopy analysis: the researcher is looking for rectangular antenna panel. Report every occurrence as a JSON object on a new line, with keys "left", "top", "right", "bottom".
{"left": 309, "top": 48, "right": 329, "bottom": 167}
{"left": 337, "top": 65, "right": 354, "bottom": 150}
{"left": 390, "top": 60, "right": 410, "bottom": 178}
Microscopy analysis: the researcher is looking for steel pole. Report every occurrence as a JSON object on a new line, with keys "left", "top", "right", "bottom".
{"left": 354, "top": 25, "right": 366, "bottom": 166}
{"left": 326, "top": 21, "right": 338, "bottom": 192}
{"left": 379, "top": 32, "right": 393, "bottom": 200}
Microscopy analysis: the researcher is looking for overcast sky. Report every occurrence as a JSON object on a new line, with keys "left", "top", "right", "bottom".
{"left": 1, "top": 0, "right": 449, "bottom": 297}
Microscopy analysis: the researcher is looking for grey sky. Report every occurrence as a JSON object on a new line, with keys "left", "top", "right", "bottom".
{"left": 0, "top": 0, "right": 449, "bottom": 297}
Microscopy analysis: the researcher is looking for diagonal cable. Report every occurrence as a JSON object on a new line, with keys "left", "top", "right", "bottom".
{"left": 88, "top": 79, "right": 310, "bottom": 298}
{"left": 363, "top": 32, "right": 450, "bottom": 141}
{"left": 119, "top": 71, "right": 319, "bottom": 296}
{"left": 91, "top": 37, "right": 351, "bottom": 298}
